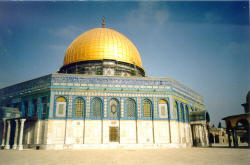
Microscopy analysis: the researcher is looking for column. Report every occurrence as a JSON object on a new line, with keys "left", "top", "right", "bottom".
{"left": 4, "top": 120, "right": 11, "bottom": 149}
{"left": 17, "top": 119, "right": 26, "bottom": 150}
{"left": 205, "top": 126, "right": 209, "bottom": 146}
{"left": 233, "top": 129, "right": 238, "bottom": 147}
{"left": 1, "top": 119, "right": 6, "bottom": 148}
{"left": 227, "top": 131, "right": 232, "bottom": 148}
{"left": 232, "top": 129, "right": 236, "bottom": 148}
{"left": 199, "top": 125, "right": 203, "bottom": 146}
{"left": 13, "top": 120, "right": 19, "bottom": 149}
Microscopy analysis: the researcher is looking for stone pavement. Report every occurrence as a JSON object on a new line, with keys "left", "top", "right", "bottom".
{"left": 0, "top": 147, "right": 249, "bottom": 165}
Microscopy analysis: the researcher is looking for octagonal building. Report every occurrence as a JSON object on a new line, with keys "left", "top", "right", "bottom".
{"left": 0, "top": 25, "right": 209, "bottom": 150}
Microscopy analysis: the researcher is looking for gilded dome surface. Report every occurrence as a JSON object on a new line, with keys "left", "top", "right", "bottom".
{"left": 63, "top": 28, "right": 143, "bottom": 68}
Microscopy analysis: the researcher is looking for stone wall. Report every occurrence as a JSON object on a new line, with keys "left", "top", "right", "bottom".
{"left": 21, "top": 119, "right": 193, "bottom": 149}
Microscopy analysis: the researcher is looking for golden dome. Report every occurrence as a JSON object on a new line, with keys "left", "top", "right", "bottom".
{"left": 63, "top": 28, "right": 143, "bottom": 68}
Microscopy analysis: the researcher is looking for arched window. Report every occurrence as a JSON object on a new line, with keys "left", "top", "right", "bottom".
{"left": 74, "top": 98, "right": 84, "bottom": 118}
{"left": 32, "top": 99, "right": 38, "bottom": 116}
{"left": 110, "top": 99, "right": 119, "bottom": 119}
{"left": 126, "top": 99, "right": 136, "bottom": 119}
{"left": 175, "top": 101, "right": 179, "bottom": 120}
{"left": 42, "top": 97, "right": 48, "bottom": 119}
{"left": 92, "top": 97, "right": 102, "bottom": 118}
{"left": 185, "top": 105, "right": 189, "bottom": 122}
{"left": 56, "top": 97, "right": 67, "bottom": 117}
{"left": 24, "top": 101, "right": 29, "bottom": 117}
{"left": 143, "top": 100, "right": 152, "bottom": 118}
{"left": 158, "top": 100, "right": 168, "bottom": 119}
{"left": 180, "top": 103, "right": 185, "bottom": 122}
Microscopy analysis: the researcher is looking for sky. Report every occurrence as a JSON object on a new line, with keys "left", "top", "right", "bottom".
{"left": 0, "top": 1, "right": 249, "bottom": 127}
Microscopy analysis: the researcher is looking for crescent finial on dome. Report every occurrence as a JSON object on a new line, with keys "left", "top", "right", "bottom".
{"left": 102, "top": 16, "right": 105, "bottom": 28}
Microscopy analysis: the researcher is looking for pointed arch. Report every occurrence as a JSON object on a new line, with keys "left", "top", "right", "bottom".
{"left": 109, "top": 98, "right": 120, "bottom": 119}
{"left": 142, "top": 99, "right": 153, "bottom": 118}
{"left": 126, "top": 98, "right": 136, "bottom": 119}
{"left": 185, "top": 105, "right": 189, "bottom": 122}
{"left": 158, "top": 99, "right": 169, "bottom": 119}
{"left": 174, "top": 101, "right": 179, "bottom": 121}
{"left": 180, "top": 103, "right": 185, "bottom": 122}
{"left": 91, "top": 97, "right": 103, "bottom": 119}
{"left": 55, "top": 96, "right": 67, "bottom": 118}
{"left": 73, "top": 97, "right": 85, "bottom": 118}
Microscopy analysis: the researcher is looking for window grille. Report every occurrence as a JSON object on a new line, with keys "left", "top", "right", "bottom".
{"left": 92, "top": 98, "right": 102, "bottom": 118}
{"left": 58, "top": 104, "right": 64, "bottom": 115}
{"left": 161, "top": 105, "right": 166, "bottom": 115}
{"left": 55, "top": 97, "right": 67, "bottom": 118}
{"left": 32, "top": 99, "right": 38, "bottom": 116}
{"left": 159, "top": 100, "right": 168, "bottom": 118}
{"left": 143, "top": 100, "right": 152, "bottom": 118}
{"left": 41, "top": 97, "right": 48, "bottom": 119}
{"left": 126, "top": 99, "right": 136, "bottom": 118}
{"left": 74, "top": 98, "right": 84, "bottom": 117}
{"left": 109, "top": 127, "right": 119, "bottom": 142}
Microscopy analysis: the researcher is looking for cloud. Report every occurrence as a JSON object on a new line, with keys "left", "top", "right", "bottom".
{"left": 125, "top": 2, "right": 169, "bottom": 27}
{"left": 204, "top": 12, "right": 222, "bottom": 23}
{"left": 0, "top": 28, "right": 13, "bottom": 57}
{"left": 47, "top": 25, "right": 83, "bottom": 40}
{"left": 223, "top": 41, "right": 250, "bottom": 56}
{"left": 45, "top": 25, "right": 83, "bottom": 52}
{"left": 49, "top": 44, "right": 67, "bottom": 51}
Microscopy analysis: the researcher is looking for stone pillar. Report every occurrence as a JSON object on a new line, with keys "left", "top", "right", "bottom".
{"left": 1, "top": 119, "right": 6, "bottom": 149}
{"left": 4, "top": 120, "right": 11, "bottom": 149}
{"left": 199, "top": 125, "right": 203, "bottom": 146}
{"left": 232, "top": 129, "right": 236, "bottom": 148}
{"left": 13, "top": 120, "right": 19, "bottom": 149}
{"left": 233, "top": 129, "right": 238, "bottom": 147}
{"left": 205, "top": 126, "right": 209, "bottom": 146}
{"left": 227, "top": 131, "right": 232, "bottom": 147}
{"left": 18, "top": 119, "right": 26, "bottom": 150}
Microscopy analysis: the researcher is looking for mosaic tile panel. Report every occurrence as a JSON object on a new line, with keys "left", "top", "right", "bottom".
{"left": 121, "top": 99, "right": 124, "bottom": 118}
{"left": 68, "top": 96, "right": 72, "bottom": 117}
{"left": 104, "top": 98, "right": 107, "bottom": 118}
{"left": 86, "top": 97, "right": 90, "bottom": 117}
{"left": 137, "top": 98, "right": 141, "bottom": 118}
{"left": 154, "top": 100, "right": 158, "bottom": 118}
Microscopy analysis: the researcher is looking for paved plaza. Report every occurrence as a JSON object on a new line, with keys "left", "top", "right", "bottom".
{"left": 0, "top": 147, "right": 249, "bottom": 165}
